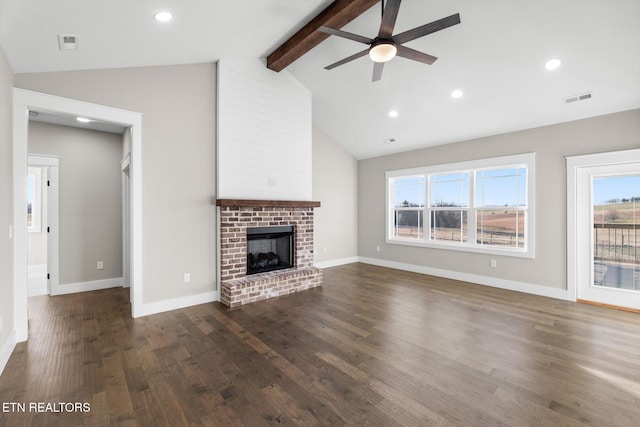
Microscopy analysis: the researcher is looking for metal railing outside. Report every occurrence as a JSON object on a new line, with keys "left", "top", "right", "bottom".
{"left": 593, "top": 223, "right": 639, "bottom": 264}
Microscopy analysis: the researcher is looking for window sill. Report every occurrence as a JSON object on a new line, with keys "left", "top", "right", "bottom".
{"left": 386, "top": 237, "right": 534, "bottom": 259}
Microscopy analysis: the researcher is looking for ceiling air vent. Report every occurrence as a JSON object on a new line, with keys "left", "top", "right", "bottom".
{"left": 564, "top": 92, "right": 592, "bottom": 104}
{"left": 58, "top": 35, "right": 79, "bottom": 50}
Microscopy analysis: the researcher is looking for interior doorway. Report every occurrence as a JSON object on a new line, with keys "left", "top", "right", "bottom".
{"left": 567, "top": 148, "right": 640, "bottom": 312}
{"left": 13, "top": 88, "right": 144, "bottom": 343}
{"left": 27, "top": 155, "right": 59, "bottom": 297}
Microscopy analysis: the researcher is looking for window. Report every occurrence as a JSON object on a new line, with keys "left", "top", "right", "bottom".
{"left": 390, "top": 176, "right": 424, "bottom": 240}
{"left": 386, "top": 153, "right": 535, "bottom": 257}
{"left": 27, "top": 166, "right": 42, "bottom": 233}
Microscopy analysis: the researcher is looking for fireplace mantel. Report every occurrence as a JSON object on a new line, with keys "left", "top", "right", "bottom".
{"left": 216, "top": 199, "right": 321, "bottom": 208}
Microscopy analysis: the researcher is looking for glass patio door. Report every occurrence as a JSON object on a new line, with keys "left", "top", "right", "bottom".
{"left": 572, "top": 155, "right": 640, "bottom": 310}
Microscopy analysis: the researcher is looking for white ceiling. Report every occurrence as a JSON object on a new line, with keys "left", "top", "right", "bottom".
{"left": 29, "top": 110, "right": 127, "bottom": 135}
{"left": 2, "top": 0, "right": 639, "bottom": 159}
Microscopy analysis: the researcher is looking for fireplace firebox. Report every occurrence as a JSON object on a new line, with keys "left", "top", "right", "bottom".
{"left": 246, "top": 226, "right": 294, "bottom": 275}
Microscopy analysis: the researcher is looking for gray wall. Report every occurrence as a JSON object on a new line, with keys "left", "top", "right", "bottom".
{"left": 0, "top": 44, "right": 14, "bottom": 358}
{"left": 15, "top": 64, "right": 217, "bottom": 303}
{"left": 28, "top": 122, "right": 123, "bottom": 284}
{"left": 312, "top": 126, "right": 358, "bottom": 263}
{"left": 358, "top": 109, "right": 640, "bottom": 292}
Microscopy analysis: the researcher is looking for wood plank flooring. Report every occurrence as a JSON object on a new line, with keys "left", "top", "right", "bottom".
{"left": 1, "top": 263, "right": 640, "bottom": 426}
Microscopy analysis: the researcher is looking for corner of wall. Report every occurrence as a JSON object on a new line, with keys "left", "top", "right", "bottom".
{"left": 0, "top": 43, "right": 16, "bottom": 377}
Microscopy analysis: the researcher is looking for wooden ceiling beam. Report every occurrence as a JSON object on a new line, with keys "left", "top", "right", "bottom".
{"left": 267, "top": 0, "right": 380, "bottom": 72}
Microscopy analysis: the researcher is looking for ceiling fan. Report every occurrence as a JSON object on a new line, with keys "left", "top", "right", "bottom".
{"left": 318, "top": 0, "right": 461, "bottom": 82}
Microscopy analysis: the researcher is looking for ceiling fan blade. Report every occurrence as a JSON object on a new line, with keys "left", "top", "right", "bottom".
{"left": 396, "top": 45, "right": 438, "bottom": 65}
{"left": 325, "top": 49, "right": 370, "bottom": 70}
{"left": 378, "top": 0, "right": 401, "bottom": 38}
{"left": 372, "top": 61, "right": 384, "bottom": 82}
{"left": 319, "top": 26, "right": 373, "bottom": 44}
{"left": 393, "top": 13, "right": 461, "bottom": 45}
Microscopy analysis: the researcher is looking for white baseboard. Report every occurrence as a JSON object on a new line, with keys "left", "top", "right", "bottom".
{"left": 135, "top": 290, "right": 219, "bottom": 318}
{"left": 358, "top": 257, "right": 574, "bottom": 301}
{"left": 0, "top": 329, "right": 17, "bottom": 378}
{"left": 52, "top": 277, "right": 123, "bottom": 296}
{"left": 315, "top": 256, "right": 359, "bottom": 269}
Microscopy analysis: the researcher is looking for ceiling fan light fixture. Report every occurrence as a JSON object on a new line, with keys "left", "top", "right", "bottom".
{"left": 369, "top": 42, "right": 397, "bottom": 63}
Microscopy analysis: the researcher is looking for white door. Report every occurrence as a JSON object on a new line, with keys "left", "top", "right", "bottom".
{"left": 568, "top": 150, "right": 640, "bottom": 311}
{"left": 27, "top": 155, "right": 60, "bottom": 296}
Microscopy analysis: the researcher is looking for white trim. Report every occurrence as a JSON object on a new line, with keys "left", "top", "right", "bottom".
{"left": 314, "top": 257, "right": 359, "bottom": 269}
{"left": 13, "top": 99, "right": 29, "bottom": 342}
{"left": 358, "top": 256, "right": 573, "bottom": 301}
{"left": 386, "top": 152, "right": 535, "bottom": 259}
{"left": 136, "top": 291, "right": 219, "bottom": 318}
{"left": 28, "top": 154, "right": 59, "bottom": 166}
{"left": 0, "top": 329, "right": 17, "bottom": 377}
{"left": 215, "top": 207, "right": 221, "bottom": 297}
{"left": 13, "top": 89, "right": 144, "bottom": 344}
{"left": 566, "top": 148, "right": 640, "bottom": 306}
{"left": 121, "top": 155, "right": 131, "bottom": 290}
{"left": 52, "top": 277, "right": 123, "bottom": 296}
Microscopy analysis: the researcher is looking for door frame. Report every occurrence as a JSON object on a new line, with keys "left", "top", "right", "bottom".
{"left": 13, "top": 88, "right": 144, "bottom": 342}
{"left": 567, "top": 148, "right": 640, "bottom": 305}
{"left": 121, "top": 153, "right": 131, "bottom": 292}
{"left": 27, "top": 154, "right": 59, "bottom": 295}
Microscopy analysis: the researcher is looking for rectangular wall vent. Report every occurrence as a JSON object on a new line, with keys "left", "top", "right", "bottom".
{"left": 58, "top": 35, "right": 79, "bottom": 50}
{"left": 564, "top": 92, "right": 592, "bottom": 104}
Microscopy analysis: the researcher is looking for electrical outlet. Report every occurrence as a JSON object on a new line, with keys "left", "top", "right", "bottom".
{"left": 323, "top": 248, "right": 327, "bottom": 255}
{"left": 376, "top": 246, "right": 381, "bottom": 252}
{"left": 184, "top": 273, "right": 191, "bottom": 283}
{"left": 0, "top": 315, "right": 3, "bottom": 331}
{"left": 490, "top": 259, "right": 497, "bottom": 268}
{"left": 97, "top": 261, "right": 104, "bottom": 270}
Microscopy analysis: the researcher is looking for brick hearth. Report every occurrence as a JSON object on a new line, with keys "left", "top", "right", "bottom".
{"left": 216, "top": 199, "right": 322, "bottom": 307}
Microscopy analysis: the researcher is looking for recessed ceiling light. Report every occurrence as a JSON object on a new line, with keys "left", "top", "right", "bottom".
{"left": 545, "top": 58, "right": 562, "bottom": 71}
{"left": 76, "top": 117, "right": 91, "bottom": 123}
{"left": 389, "top": 110, "right": 399, "bottom": 118}
{"left": 154, "top": 11, "right": 173, "bottom": 22}
{"left": 451, "top": 89, "right": 463, "bottom": 99}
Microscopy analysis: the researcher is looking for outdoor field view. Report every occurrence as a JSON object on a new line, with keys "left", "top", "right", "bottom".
{"left": 392, "top": 168, "right": 527, "bottom": 249}
{"left": 593, "top": 175, "right": 639, "bottom": 291}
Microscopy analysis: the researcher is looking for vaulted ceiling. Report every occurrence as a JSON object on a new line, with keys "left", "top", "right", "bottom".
{"left": 1, "top": 0, "right": 639, "bottom": 159}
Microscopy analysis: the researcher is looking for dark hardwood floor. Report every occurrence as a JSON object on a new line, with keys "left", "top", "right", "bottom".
{"left": 1, "top": 263, "right": 640, "bottom": 426}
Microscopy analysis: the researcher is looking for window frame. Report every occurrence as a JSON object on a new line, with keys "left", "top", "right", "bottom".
{"left": 386, "top": 153, "right": 535, "bottom": 258}
{"left": 389, "top": 174, "right": 425, "bottom": 240}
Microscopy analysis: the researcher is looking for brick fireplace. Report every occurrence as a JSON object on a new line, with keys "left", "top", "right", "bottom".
{"left": 216, "top": 199, "right": 323, "bottom": 307}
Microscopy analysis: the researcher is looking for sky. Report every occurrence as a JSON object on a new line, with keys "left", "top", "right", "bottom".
{"left": 593, "top": 175, "right": 640, "bottom": 204}
{"left": 393, "top": 168, "right": 527, "bottom": 208}
{"left": 394, "top": 171, "right": 640, "bottom": 208}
